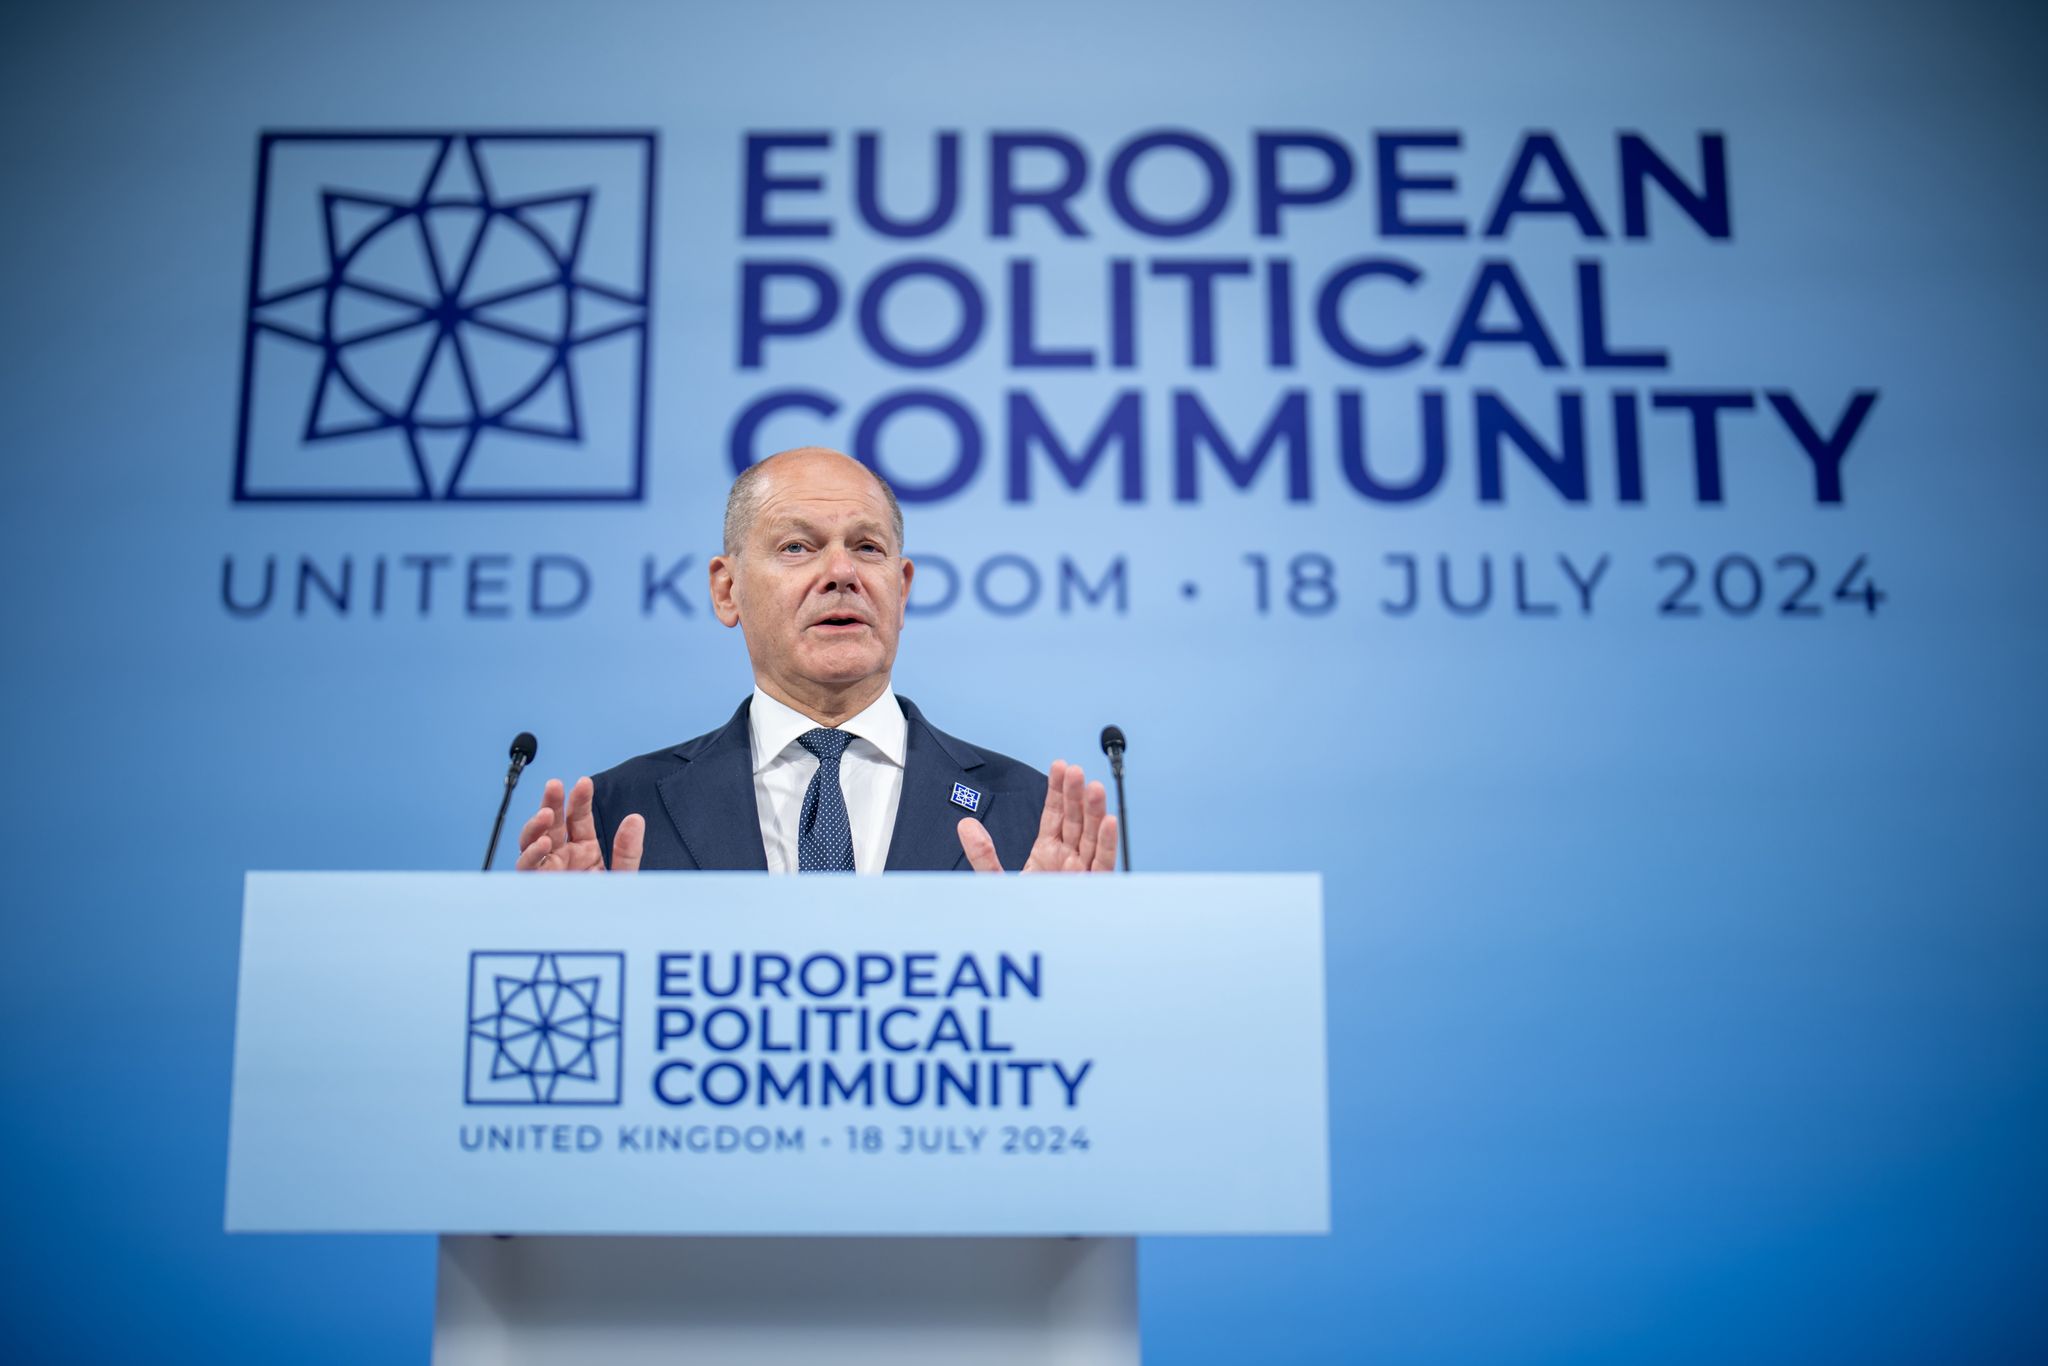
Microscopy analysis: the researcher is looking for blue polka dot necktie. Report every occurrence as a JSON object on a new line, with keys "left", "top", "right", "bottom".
{"left": 796, "top": 728, "right": 857, "bottom": 872}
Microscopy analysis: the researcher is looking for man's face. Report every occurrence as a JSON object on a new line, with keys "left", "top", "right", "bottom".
{"left": 710, "top": 451, "right": 913, "bottom": 711}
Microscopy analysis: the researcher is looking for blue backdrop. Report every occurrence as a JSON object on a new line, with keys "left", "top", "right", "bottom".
{"left": 4, "top": 1, "right": 2045, "bottom": 1361}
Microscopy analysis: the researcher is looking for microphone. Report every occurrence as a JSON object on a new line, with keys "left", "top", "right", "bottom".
{"left": 1099, "top": 725, "right": 1131, "bottom": 872}
{"left": 483, "top": 732, "right": 538, "bottom": 871}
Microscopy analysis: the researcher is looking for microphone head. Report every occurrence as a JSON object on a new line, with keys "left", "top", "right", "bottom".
{"left": 1099, "top": 724, "right": 1126, "bottom": 755}
{"left": 510, "top": 732, "right": 538, "bottom": 765}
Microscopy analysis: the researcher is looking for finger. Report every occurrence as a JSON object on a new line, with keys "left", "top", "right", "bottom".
{"left": 612, "top": 814, "right": 646, "bottom": 872}
{"left": 518, "top": 803, "right": 556, "bottom": 853}
{"left": 1091, "top": 812, "right": 1119, "bottom": 872}
{"left": 1023, "top": 761, "right": 1069, "bottom": 874}
{"left": 532, "top": 778, "right": 568, "bottom": 860}
{"left": 1059, "top": 762, "right": 1086, "bottom": 855}
{"left": 957, "top": 817, "right": 1005, "bottom": 873}
{"left": 565, "top": 777, "right": 597, "bottom": 845}
{"left": 545, "top": 777, "right": 567, "bottom": 836}
{"left": 516, "top": 832, "right": 553, "bottom": 871}
{"left": 1075, "top": 779, "right": 1107, "bottom": 869}
{"left": 1037, "top": 760, "right": 1068, "bottom": 844}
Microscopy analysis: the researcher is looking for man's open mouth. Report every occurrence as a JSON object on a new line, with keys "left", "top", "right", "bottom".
{"left": 812, "top": 616, "right": 867, "bottom": 629}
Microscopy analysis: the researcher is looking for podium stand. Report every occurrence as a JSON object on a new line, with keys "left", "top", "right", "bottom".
{"left": 226, "top": 873, "right": 1328, "bottom": 1363}
{"left": 433, "top": 1235, "right": 1138, "bottom": 1365}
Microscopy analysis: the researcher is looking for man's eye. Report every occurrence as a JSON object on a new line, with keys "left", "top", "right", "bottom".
{"left": 780, "top": 542, "right": 808, "bottom": 554}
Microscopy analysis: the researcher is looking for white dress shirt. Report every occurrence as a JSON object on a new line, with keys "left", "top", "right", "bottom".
{"left": 748, "top": 686, "right": 907, "bottom": 874}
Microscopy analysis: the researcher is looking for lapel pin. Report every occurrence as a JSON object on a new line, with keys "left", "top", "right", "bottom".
{"left": 949, "top": 783, "right": 983, "bottom": 813}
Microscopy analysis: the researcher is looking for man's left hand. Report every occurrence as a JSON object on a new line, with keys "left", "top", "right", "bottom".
{"left": 957, "top": 759, "right": 1118, "bottom": 873}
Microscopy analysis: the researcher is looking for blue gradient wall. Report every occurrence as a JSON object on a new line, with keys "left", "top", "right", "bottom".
{"left": 3, "top": 1, "right": 2044, "bottom": 1361}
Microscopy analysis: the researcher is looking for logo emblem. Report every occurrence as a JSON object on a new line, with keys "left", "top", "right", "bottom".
{"left": 465, "top": 951, "right": 624, "bottom": 1105}
{"left": 950, "top": 783, "right": 983, "bottom": 813}
{"left": 235, "top": 131, "right": 655, "bottom": 502}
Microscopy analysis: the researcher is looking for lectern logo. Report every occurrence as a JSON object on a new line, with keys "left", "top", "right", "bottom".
{"left": 465, "top": 951, "right": 625, "bottom": 1105}
{"left": 234, "top": 130, "right": 655, "bottom": 503}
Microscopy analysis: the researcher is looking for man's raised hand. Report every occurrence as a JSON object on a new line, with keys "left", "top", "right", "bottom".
{"left": 516, "top": 776, "right": 645, "bottom": 872}
{"left": 956, "top": 759, "right": 1118, "bottom": 873}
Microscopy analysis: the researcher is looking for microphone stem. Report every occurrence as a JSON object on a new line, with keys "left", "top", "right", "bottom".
{"left": 482, "top": 764, "right": 524, "bottom": 871}
{"left": 1109, "top": 756, "right": 1130, "bottom": 872}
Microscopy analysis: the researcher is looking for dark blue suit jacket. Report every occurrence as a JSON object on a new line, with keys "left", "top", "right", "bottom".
{"left": 591, "top": 696, "right": 1046, "bottom": 871}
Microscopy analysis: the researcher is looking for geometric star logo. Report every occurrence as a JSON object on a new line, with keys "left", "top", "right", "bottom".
{"left": 235, "top": 131, "right": 655, "bottom": 503}
{"left": 464, "top": 951, "right": 624, "bottom": 1105}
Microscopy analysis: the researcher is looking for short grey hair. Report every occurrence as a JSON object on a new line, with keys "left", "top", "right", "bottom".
{"left": 721, "top": 451, "right": 905, "bottom": 557}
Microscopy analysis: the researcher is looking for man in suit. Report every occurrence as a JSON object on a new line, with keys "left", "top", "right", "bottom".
{"left": 515, "top": 446, "right": 1117, "bottom": 875}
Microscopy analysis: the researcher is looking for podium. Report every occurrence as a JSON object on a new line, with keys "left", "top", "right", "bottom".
{"left": 226, "top": 873, "right": 1328, "bottom": 1363}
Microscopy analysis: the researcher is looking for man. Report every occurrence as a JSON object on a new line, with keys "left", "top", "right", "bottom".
{"left": 516, "top": 446, "right": 1117, "bottom": 874}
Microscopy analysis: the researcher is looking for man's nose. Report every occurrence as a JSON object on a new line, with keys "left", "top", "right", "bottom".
{"left": 819, "top": 542, "right": 862, "bottom": 589}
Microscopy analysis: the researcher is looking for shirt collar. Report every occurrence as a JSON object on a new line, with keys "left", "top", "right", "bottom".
{"left": 748, "top": 685, "right": 907, "bottom": 774}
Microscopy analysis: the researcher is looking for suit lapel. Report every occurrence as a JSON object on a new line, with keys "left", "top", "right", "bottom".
{"left": 885, "top": 697, "right": 984, "bottom": 872}
{"left": 656, "top": 700, "right": 769, "bottom": 871}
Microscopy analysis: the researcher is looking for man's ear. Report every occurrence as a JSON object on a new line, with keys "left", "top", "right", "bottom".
{"left": 708, "top": 555, "right": 742, "bottom": 627}
{"left": 898, "top": 556, "right": 915, "bottom": 625}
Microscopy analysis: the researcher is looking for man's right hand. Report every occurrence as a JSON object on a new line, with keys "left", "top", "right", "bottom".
{"left": 516, "top": 777, "right": 645, "bottom": 872}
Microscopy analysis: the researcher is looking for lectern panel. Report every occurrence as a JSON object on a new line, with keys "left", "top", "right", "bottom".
{"left": 225, "top": 872, "right": 1329, "bottom": 1235}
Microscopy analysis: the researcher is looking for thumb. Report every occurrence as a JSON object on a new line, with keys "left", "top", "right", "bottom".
{"left": 611, "top": 814, "right": 646, "bottom": 873}
{"left": 956, "top": 817, "right": 1005, "bottom": 873}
